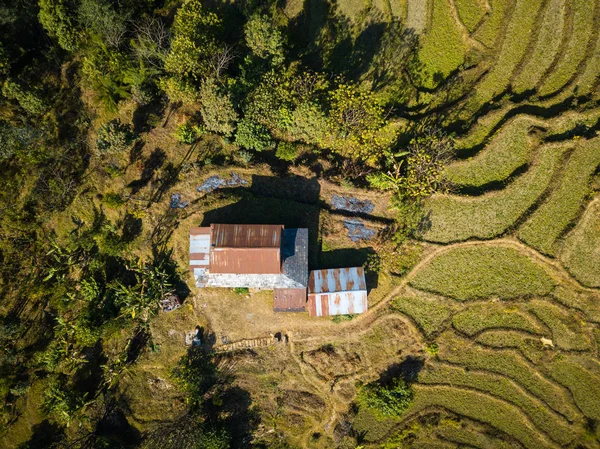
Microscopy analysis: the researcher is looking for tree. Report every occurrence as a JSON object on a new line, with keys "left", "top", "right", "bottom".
{"left": 96, "top": 119, "right": 137, "bottom": 155}
{"left": 38, "top": 0, "right": 80, "bottom": 51}
{"left": 235, "top": 118, "right": 273, "bottom": 151}
{"left": 163, "top": 0, "right": 223, "bottom": 102}
{"left": 78, "top": 0, "right": 129, "bottom": 48}
{"left": 356, "top": 378, "right": 414, "bottom": 418}
{"left": 199, "top": 78, "right": 238, "bottom": 136}
{"left": 244, "top": 14, "right": 286, "bottom": 65}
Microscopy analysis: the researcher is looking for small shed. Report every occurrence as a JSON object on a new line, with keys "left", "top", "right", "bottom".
{"left": 307, "top": 267, "right": 368, "bottom": 317}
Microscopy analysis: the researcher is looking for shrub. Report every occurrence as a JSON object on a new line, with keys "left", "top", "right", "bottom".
{"left": 102, "top": 192, "right": 125, "bottom": 208}
{"left": 235, "top": 118, "right": 273, "bottom": 151}
{"left": 233, "top": 287, "right": 249, "bottom": 295}
{"left": 199, "top": 78, "right": 238, "bottom": 136}
{"left": 174, "top": 123, "right": 205, "bottom": 144}
{"left": 275, "top": 141, "right": 298, "bottom": 161}
{"left": 236, "top": 149, "right": 254, "bottom": 165}
{"left": 244, "top": 14, "right": 285, "bottom": 65}
{"left": 96, "top": 119, "right": 137, "bottom": 154}
{"left": 356, "top": 378, "right": 414, "bottom": 418}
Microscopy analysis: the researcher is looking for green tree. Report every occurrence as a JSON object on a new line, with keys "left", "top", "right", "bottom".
{"left": 199, "top": 78, "right": 238, "bottom": 136}
{"left": 244, "top": 14, "right": 286, "bottom": 65}
{"left": 163, "top": 0, "right": 223, "bottom": 102}
{"left": 235, "top": 118, "right": 273, "bottom": 151}
{"left": 78, "top": 0, "right": 128, "bottom": 48}
{"left": 96, "top": 119, "right": 137, "bottom": 155}
{"left": 1, "top": 80, "right": 46, "bottom": 115}
{"left": 38, "top": 0, "right": 80, "bottom": 51}
{"left": 356, "top": 378, "right": 414, "bottom": 417}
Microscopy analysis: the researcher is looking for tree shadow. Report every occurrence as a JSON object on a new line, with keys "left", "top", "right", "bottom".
{"left": 127, "top": 148, "right": 166, "bottom": 194}
{"left": 16, "top": 419, "right": 65, "bottom": 449}
{"left": 250, "top": 174, "right": 321, "bottom": 204}
{"left": 377, "top": 356, "right": 424, "bottom": 386}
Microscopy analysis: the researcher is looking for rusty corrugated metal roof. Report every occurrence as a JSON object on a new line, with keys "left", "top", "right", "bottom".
{"left": 273, "top": 288, "right": 306, "bottom": 312}
{"left": 211, "top": 224, "right": 282, "bottom": 248}
{"left": 307, "top": 267, "right": 367, "bottom": 317}
{"left": 308, "top": 267, "right": 366, "bottom": 294}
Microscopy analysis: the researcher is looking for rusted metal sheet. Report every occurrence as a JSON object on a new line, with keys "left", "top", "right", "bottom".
{"left": 210, "top": 247, "right": 281, "bottom": 274}
{"left": 211, "top": 224, "right": 282, "bottom": 248}
{"left": 307, "top": 267, "right": 367, "bottom": 317}
{"left": 209, "top": 224, "right": 283, "bottom": 274}
{"left": 308, "top": 267, "right": 366, "bottom": 294}
{"left": 273, "top": 288, "right": 307, "bottom": 312}
{"left": 190, "top": 227, "right": 211, "bottom": 270}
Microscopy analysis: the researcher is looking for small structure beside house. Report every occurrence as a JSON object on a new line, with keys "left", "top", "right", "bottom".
{"left": 307, "top": 267, "right": 367, "bottom": 317}
{"left": 189, "top": 223, "right": 368, "bottom": 316}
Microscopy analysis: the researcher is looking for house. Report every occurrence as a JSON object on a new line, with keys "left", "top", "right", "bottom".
{"left": 189, "top": 224, "right": 368, "bottom": 316}
{"left": 307, "top": 267, "right": 368, "bottom": 317}
{"left": 190, "top": 224, "right": 308, "bottom": 312}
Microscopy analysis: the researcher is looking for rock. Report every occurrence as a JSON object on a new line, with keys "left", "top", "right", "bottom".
{"left": 197, "top": 173, "right": 247, "bottom": 193}
{"left": 170, "top": 193, "right": 188, "bottom": 209}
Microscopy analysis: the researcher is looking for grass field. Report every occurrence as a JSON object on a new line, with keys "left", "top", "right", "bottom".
{"left": 560, "top": 200, "right": 600, "bottom": 287}
{"left": 418, "top": 0, "right": 468, "bottom": 88}
{"left": 390, "top": 295, "right": 457, "bottom": 337}
{"left": 454, "top": 0, "right": 488, "bottom": 32}
{"left": 409, "top": 246, "right": 556, "bottom": 301}
{"left": 421, "top": 142, "right": 567, "bottom": 243}
{"left": 473, "top": 0, "right": 514, "bottom": 48}
{"left": 452, "top": 302, "right": 543, "bottom": 336}
{"left": 518, "top": 137, "right": 600, "bottom": 255}
{"left": 538, "top": 0, "right": 598, "bottom": 97}
{"left": 511, "top": 0, "right": 566, "bottom": 94}
{"left": 445, "top": 116, "right": 540, "bottom": 187}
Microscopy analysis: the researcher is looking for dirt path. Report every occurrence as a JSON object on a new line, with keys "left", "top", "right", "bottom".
{"left": 406, "top": 0, "right": 429, "bottom": 33}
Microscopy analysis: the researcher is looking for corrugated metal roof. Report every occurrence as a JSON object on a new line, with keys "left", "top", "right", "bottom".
{"left": 209, "top": 224, "right": 283, "bottom": 274}
{"left": 307, "top": 267, "right": 367, "bottom": 317}
{"left": 210, "top": 247, "right": 281, "bottom": 274}
{"left": 307, "top": 291, "right": 368, "bottom": 317}
{"left": 211, "top": 224, "right": 282, "bottom": 248}
{"left": 190, "top": 227, "right": 211, "bottom": 269}
{"left": 308, "top": 267, "right": 366, "bottom": 294}
{"left": 273, "top": 288, "right": 306, "bottom": 312}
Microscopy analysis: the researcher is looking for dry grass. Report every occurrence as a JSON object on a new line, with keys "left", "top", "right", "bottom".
{"left": 410, "top": 246, "right": 556, "bottom": 301}
{"left": 421, "top": 142, "right": 567, "bottom": 243}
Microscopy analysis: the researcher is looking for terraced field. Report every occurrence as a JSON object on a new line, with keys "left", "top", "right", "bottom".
{"left": 275, "top": 0, "right": 600, "bottom": 447}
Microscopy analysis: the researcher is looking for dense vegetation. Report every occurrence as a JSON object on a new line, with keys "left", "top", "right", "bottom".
{"left": 2, "top": 0, "right": 600, "bottom": 448}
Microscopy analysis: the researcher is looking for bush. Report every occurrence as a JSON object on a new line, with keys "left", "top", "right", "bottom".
{"left": 199, "top": 78, "right": 238, "bottom": 136}
{"left": 235, "top": 118, "right": 273, "bottom": 151}
{"left": 356, "top": 378, "right": 414, "bottom": 417}
{"left": 102, "top": 192, "right": 125, "bottom": 208}
{"left": 233, "top": 287, "right": 249, "bottom": 295}
{"left": 244, "top": 14, "right": 285, "bottom": 65}
{"left": 236, "top": 149, "right": 254, "bottom": 165}
{"left": 174, "top": 123, "right": 205, "bottom": 144}
{"left": 96, "top": 119, "right": 137, "bottom": 154}
{"left": 275, "top": 141, "right": 298, "bottom": 161}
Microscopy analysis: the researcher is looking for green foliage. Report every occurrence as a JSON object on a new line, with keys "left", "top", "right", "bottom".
{"left": 175, "top": 123, "right": 205, "bottom": 144}
{"left": 274, "top": 141, "right": 298, "bottom": 161}
{"left": 112, "top": 258, "right": 175, "bottom": 322}
{"left": 244, "top": 14, "right": 286, "bottom": 65}
{"left": 38, "top": 0, "right": 80, "bottom": 51}
{"left": 0, "top": 122, "right": 37, "bottom": 160}
{"left": 163, "top": 0, "right": 223, "bottom": 102}
{"left": 1, "top": 80, "right": 46, "bottom": 115}
{"left": 102, "top": 192, "right": 125, "bottom": 208}
{"left": 233, "top": 287, "right": 249, "bottom": 295}
{"left": 235, "top": 118, "right": 273, "bottom": 151}
{"left": 452, "top": 302, "right": 542, "bottom": 337}
{"left": 454, "top": 0, "right": 487, "bottom": 32}
{"left": 42, "top": 377, "right": 90, "bottom": 425}
{"left": 96, "top": 119, "right": 137, "bottom": 154}
{"left": 199, "top": 78, "right": 238, "bottom": 136}
{"left": 78, "top": 0, "right": 128, "bottom": 48}
{"left": 356, "top": 378, "right": 414, "bottom": 418}
{"left": 172, "top": 347, "right": 221, "bottom": 410}
{"left": 410, "top": 246, "right": 555, "bottom": 301}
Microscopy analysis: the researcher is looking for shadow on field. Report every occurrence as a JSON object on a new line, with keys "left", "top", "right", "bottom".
{"left": 377, "top": 356, "right": 424, "bottom": 385}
